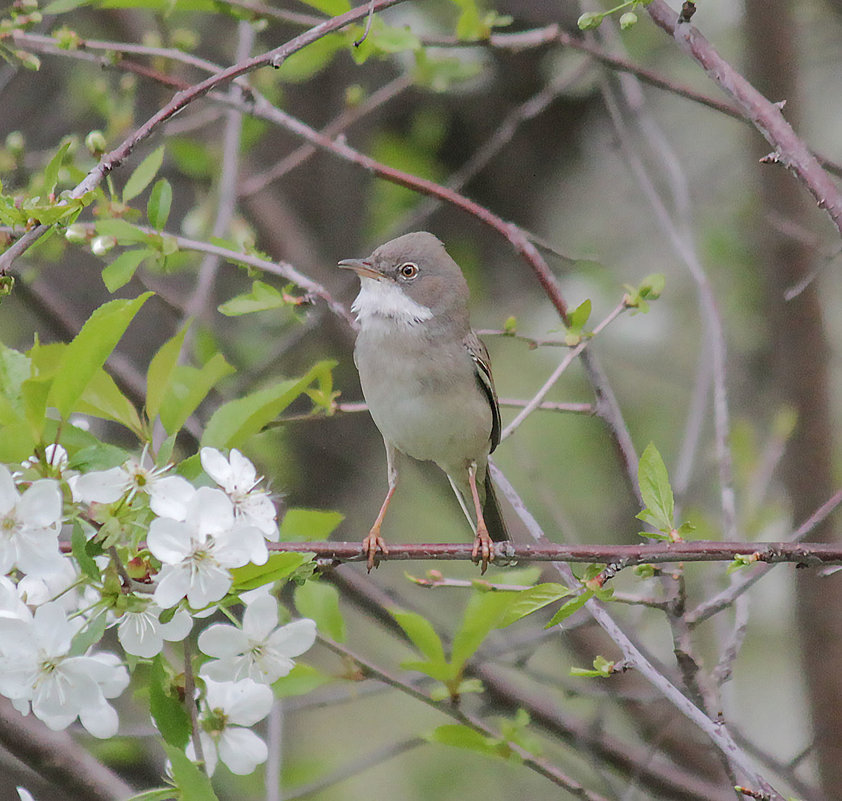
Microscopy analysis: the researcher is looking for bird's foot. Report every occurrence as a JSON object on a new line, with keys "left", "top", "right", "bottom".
{"left": 361, "top": 529, "right": 389, "bottom": 572}
{"left": 471, "top": 526, "right": 493, "bottom": 575}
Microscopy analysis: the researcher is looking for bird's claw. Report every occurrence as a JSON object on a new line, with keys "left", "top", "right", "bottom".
{"left": 471, "top": 526, "right": 493, "bottom": 574}
{"left": 361, "top": 530, "right": 389, "bottom": 572}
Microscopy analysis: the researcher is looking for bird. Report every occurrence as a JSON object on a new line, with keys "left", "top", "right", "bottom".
{"left": 338, "top": 231, "right": 509, "bottom": 572}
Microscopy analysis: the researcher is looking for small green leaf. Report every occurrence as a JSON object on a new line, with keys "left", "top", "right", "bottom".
{"left": 392, "top": 609, "right": 446, "bottom": 663}
{"left": 570, "top": 655, "right": 615, "bottom": 678}
{"left": 279, "top": 508, "right": 344, "bottom": 542}
{"left": 545, "top": 590, "right": 594, "bottom": 628}
{"left": 76, "top": 368, "right": 143, "bottom": 435}
{"left": 70, "top": 610, "right": 108, "bottom": 656}
{"left": 123, "top": 146, "right": 165, "bottom": 203}
{"left": 201, "top": 361, "right": 335, "bottom": 449}
{"left": 231, "top": 552, "right": 313, "bottom": 591}
{"left": 48, "top": 294, "right": 152, "bottom": 420}
{"left": 145, "top": 320, "right": 190, "bottom": 423}
{"left": 43, "top": 140, "right": 72, "bottom": 196}
{"left": 163, "top": 743, "right": 220, "bottom": 801}
{"left": 426, "top": 724, "right": 501, "bottom": 757}
{"left": 95, "top": 218, "right": 151, "bottom": 244}
{"left": 297, "top": 0, "right": 350, "bottom": 14}
{"left": 101, "top": 249, "right": 152, "bottom": 292}
{"left": 158, "top": 353, "right": 235, "bottom": 436}
{"left": 636, "top": 443, "right": 675, "bottom": 532}
{"left": 218, "top": 281, "right": 288, "bottom": 316}
{"left": 451, "top": 591, "right": 514, "bottom": 670}
{"left": 497, "top": 583, "right": 574, "bottom": 628}
{"left": 150, "top": 656, "right": 191, "bottom": 748}
{"left": 147, "top": 179, "right": 172, "bottom": 230}
{"left": 401, "top": 660, "right": 458, "bottom": 683}
{"left": 294, "top": 580, "right": 345, "bottom": 642}
{"left": 71, "top": 521, "right": 101, "bottom": 580}
{"left": 0, "top": 343, "right": 30, "bottom": 421}
{"left": 567, "top": 298, "right": 591, "bottom": 332}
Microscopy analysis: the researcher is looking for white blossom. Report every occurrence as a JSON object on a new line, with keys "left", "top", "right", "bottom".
{"left": 118, "top": 603, "right": 193, "bottom": 658}
{"left": 71, "top": 451, "right": 194, "bottom": 518}
{"left": 0, "top": 601, "right": 129, "bottom": 737}
{"left": 17, "top": 788, "right": 35, "bottom": 801}
{"left": 186, "top": 678, "right": 273, "bottom": 776}
{"left": 198, "top": 593, "right": 316, "bottom": 684}
{"left": 200, "top": 448, "right": 278, "bottom": 539}
{"left": 148, "top": 487, "right": 268, "bottom": 609}
{"left": 0, "top": 464, "right": 64, "bottom": 576}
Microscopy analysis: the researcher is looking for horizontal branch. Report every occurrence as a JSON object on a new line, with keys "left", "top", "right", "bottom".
{"left": 269, "top": 540, "right": 842, "bottom": 567}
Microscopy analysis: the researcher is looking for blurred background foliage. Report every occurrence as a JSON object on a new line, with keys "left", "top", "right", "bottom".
{"left": 2, "top": 0, "right": 842, "bottom": 798}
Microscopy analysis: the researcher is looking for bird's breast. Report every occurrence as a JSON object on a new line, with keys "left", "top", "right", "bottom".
{"left": 354, "top": 322, "right": 492, "bottom": 467}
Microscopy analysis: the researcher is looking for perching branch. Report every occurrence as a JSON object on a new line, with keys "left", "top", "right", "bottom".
{"left": 272, "top": 539, "right": 842, "bottom": 568}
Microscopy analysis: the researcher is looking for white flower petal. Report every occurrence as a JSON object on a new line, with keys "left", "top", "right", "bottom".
{"left": 228, "top": 449, "right": 258, "bottom": 492}
{"left": 119, "top": 609, "right": 164, "bottom": 657}
{"left": 0, "top": 465, "right": 19, "bottom": 515}
{"left": 242, "top": 594, "right": 278, "bottom": 641}
{"left": 198, "top": 624, "right": 250, "bottom": 658}
{"left": 192, "top": 487, "right": 234, "bottom": 535}
{"left": 214, "top": 525, "right": 267, "bottom": 568}
{"left": 217, "top": 726, "right": 268, "bottom": 775}
{"left": 71, "top": 467, "right": 127, "bottom": 504}
{"left": 78, "top": 696, "right": 119, "bottom": 738}
{"left": 147, "top": 519, "right": 192, "bottom": 563}
{"left": 200, "top": 448, "right": 233, "bottom": 490}
{"left": 17, "top": 480, "right": 62, "bottom": 528}
{"left": 186, "top": 563, "right": 231, "bottom": 609}
{"left": 159, "top": 608, "right": 193, "bottom": 642}
{"left": 153, "top": 566, "right": 191, "bottom": 609}
{"left": 186, "top": 731, "right": 218, "bottom": 776}
{"left": 148, "top": 476, "right": 196, "bottom": 520}
{"left": 268, "top": 618, "right": 317, "bottom": 658}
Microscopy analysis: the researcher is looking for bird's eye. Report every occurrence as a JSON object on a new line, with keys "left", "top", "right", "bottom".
{"left": 398, "top": 262, "right": 418, "bottom": 279}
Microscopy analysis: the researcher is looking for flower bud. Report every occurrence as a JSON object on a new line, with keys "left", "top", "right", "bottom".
{"left": 619, "top": 11, "right": 638, "bottom": 29}
{"left": 64, "top": 223, "right": 88, "bottom": 244}
{"left": 91, "top": 235, "right": 116, "bottom": 255}
{"left": 577, "top": 12, "right": 602, "bottom": 30}
{"left": 85, "top": 129, "right": 107, "bottom": 156}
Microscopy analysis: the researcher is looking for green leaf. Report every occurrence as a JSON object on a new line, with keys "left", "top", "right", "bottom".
{"left": 392, "top": 609, "right": 446, "bottom": 663}
{"left": 101, "top": 249, "right": 153, "bottom": 292}
{"left": 47, "top": 294, "right": 152, "bottom": 420}
{"left": 145, "top": 320, "right": 190, "bottom": 423}
{"left": 276, "top": 34, "right": 346, "bottom": 83}
{"left": 496, "top": 583, "right": 574, "bottom": 628}
{"left": 200, "top": 361, "right": 335, "bottom": 449}
{"left": 546, "top": 590, "right": 593, "bottom": 628}
{"left": 426, "top": 725, "right": 501, "bottom": 757}
{"left": 147, "top": 179, "right": 172, "bottom": 230}
{"left": 294, "top": 580, "right": 345, "bottom": 643}
{"left": 636, "top": 443, "right": 675, "bottom": 532}
{"left": 123, "top": 146, "right": 165, "bottom": 203}
{"left": 231, "top": 552, "right": 313, "bottom": 591}
{"left": 71, "top": 521, "right": 101, "bottom": 581}
{"left": 451, "top": 591, "right": 513, "bottom": 670}
{"left": 67, "top": 442, "right": 130, "bottom": 472}
{"left": 95, "top": 218, "right": 151, "bottom": 244}
{"left": 567, "top": 298, "right": 591, "bottom": 332}
{"left": 70, "top": 610, "right": 108, "bottom": 656}
{"left": 218, "top": 281, "right": 289, "bottom": 316}
{"left": 0, "top": 343, "right": 30, "bottom": 421}
{"left": 158, "top": 353, "right": 235, "bottom": 436}
{"left": 279, "top": 508, "right": 344, "bottom": 542}
{"left": 570, "top": 655, "right": 615, "bottom": 678}
{"left": 297, "top": 0, "right": 350, "bottom": 14}
{"left": 401, "top": 659, "right": 458, "bottom": 683}
{"left": 42, "top": 0, "right": 93, "bottom": 12}
{"left": 76, "top": 368, "right": 143, "bottom": 435}
{"left": 273, "top": 663, "right": 332, "bottom": 697}
{"left": 163, "top": 743, "right": 220, "bottom": 801}
{"left": 43, "top": 140, "right": 72, "bottom": 196}
{"left": 150, "top": 656, "right": 191, "bottom": 748}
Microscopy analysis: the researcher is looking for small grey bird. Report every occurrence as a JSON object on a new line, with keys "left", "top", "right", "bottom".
{"left": 339, "top": 231, "right": 509, "bottom": 572}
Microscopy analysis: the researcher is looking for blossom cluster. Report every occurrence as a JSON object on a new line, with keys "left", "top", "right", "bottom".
{"left": 0, "top": 446, "right": 316, "bottom": 777}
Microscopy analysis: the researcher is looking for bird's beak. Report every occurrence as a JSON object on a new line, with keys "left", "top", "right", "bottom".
{"left": 337, "top": 258, "right": 382, "bottom": 280}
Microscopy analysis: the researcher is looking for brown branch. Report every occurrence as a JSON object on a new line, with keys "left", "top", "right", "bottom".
{"left": 645, "top": 0, "right": 842, "bottom": 234}
{"left": 0, "top": 697, "right": 135, "bottom": 801}
{"left": 274, "top": 540, "right": 842, "bottom": 567}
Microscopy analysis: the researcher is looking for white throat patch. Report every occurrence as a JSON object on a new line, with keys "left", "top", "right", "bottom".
{"left": 352, "top": 277, "right": 433, "bottom": 327}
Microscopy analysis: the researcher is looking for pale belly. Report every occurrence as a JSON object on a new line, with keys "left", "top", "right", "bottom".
{"left": 355, "top": 327, "right": 492, "bottom": 470}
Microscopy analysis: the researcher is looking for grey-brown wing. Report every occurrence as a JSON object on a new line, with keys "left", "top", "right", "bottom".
{"left": 464, "top": 330, "right": 501, "bottom": 453}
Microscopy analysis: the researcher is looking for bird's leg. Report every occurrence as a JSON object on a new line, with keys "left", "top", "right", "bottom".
{"left": 467, "top": 461, "right": 492, "bottom": 574}
{"left": 362, "top": 443, "right": 397, "bottom": 571}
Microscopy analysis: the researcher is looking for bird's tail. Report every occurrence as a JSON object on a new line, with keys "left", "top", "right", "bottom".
{"left": 483, "top": 471, "right": 510, "bottom": 543}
